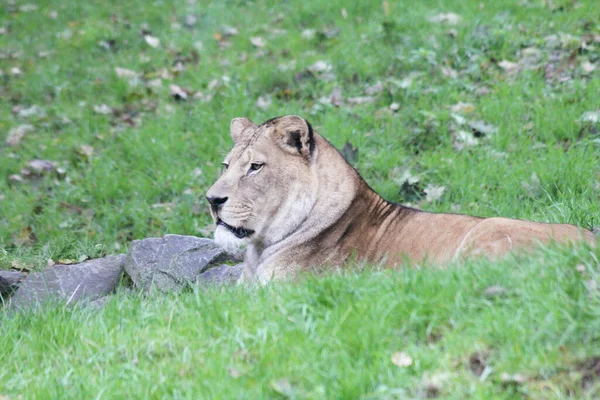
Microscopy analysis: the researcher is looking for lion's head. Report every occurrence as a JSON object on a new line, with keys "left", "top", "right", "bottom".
{"left": 206, "top": 115, "right": 319, "bottom": 253}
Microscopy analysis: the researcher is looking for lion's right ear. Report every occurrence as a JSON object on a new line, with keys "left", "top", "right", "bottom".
{"left": 230, "top": 117, "right": 255, "bottom": 143}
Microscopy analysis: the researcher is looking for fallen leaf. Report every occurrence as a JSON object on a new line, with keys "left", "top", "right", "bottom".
{"left": 581, "top": 60, "right": 596, "bottom": 74}
{"left": 227, "top": 366, "right": 242, "bottom": 379}
{"left": 483, "top": 285, "right": 508, "bottom": 298}
{"left": 420, "top": 373, "right": 452, "bottom": 398}
{"left": 256, "top": 95, "right": 272, "bottom": 111}
{"left": 450, "top": 102, "right": 475, "bottom": 114}
{"left": 468, "top": 120, "right": 498, "bottom": 137}
{"left": 347, "top": 96, "right": 375, "bottom": 105}
{"left": 28, "top": 159, "right": 56, "bottom": 173}
{"left": 16, "top": 105, "right": 45, "bottom": 119}
{"left": 5, "top": 124, "right": 34, "bottom": 146}
{"left": 144, "top": 34, "right": 160, "bottom": 48}
{"left": 220, "top": 25, "right": 239, "bottom": 37}
{"left": 270, "top": 378, "right": 293, "bottom": 397}
{"left": 429, "top": 13, "right": 461, "bottom": 25}
{"left": 12, "top": 226, "right": 37, "bottom": 247}
{"left": 364, "top": 81, "right": 384, "bottom": 95}
{"left": 391, "top": 351, "right": 413, "bottom": 367}
{"left": 424, "top": 184, "right": 445, "bottom": 203}
{"left": 498, "top": 60, "right": 519, "bottom": 75}
{"left": 11, "top": 259, "right": 32, "bottom": 272}
{"left": 581, "top": 111, "right": 600, "bottom": 124}
{"left": 250, "top": 36, "right": 266, "bottom": 48}
{"left": 169, "top": 84, "right": 189, "bottom": 101}
{"left": 521, "top": 172, "right": 542, "bottom": 198}
{"left": 301, "top": 29, "right": 316, "bottom": 39}
{"left": 330, "top": 87, "right": 343, "bottom": 107}
{"left": 93, "top": 104, "right": 112, "bottom": 115}
{"left": 308, "top": 60, "right": 332, "bottom": 73}
{"left": 500, "top": 372, "right": 527, "bottom": 385}
{"left": 8, "top": 175, "right": 24, "bottom": 183}
{"left": 115, "top": 67, "right": 138, "bottom": 79}
{"left": 454, "top": 130, "right": 479, "bottom": 149}
{"left": 19, "top": 4, "right": 38, "bottom": 12}
{"left": 76, "top": 144, "right": 94, "bottom": 159}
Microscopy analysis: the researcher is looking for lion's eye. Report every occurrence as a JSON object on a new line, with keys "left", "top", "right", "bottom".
{"left": 248, "top": 163, "right": 264, "bottom": 174}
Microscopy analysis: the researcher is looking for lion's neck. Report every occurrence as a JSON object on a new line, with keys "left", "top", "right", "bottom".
{"left": 310, "top": 180, "right": 420, "bottom": 265}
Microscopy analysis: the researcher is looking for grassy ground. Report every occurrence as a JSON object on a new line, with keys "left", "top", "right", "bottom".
{"left": 1, "top": 0, "right": 599, "bottom": 398}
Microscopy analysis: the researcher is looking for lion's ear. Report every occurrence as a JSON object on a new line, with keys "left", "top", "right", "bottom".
{"left": 230, "top": 117, "right": 255, "bottom": 143}
{"left": 274, "top": 115, "right": 315, "bottom": 160}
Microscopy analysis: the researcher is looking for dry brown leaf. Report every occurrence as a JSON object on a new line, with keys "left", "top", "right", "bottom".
{"left": 255, "top": 95, "right": 272, "bottom": 111}
{"left": 347, "top": 96, "right": 375, "bottom": 105}
{"left": 308, "top": 60, "right": 332, "bottom": 73}
{"left": 220, "top": 25, "right": 238, "bottom": 37}
{"left": 301, "top": 29, "right": 316, "bottom": 39}
{"left": 424, "top": 184, "right": 445, "bottom": 203}
{"left": 440, "top": 66, "right": 458, "bottom": 79}
{"left": 364, "top": 81, "right": 384, "bottom": 95}
{"left": 6, "top": 124, "right": 34, "bottom": 146}
{"left": 582, "top": 61, "right": 596, "bottom": 74}
{"left": 144, "top": 35, "right": 160, "bottom": 48}
{"left": 391, "top": 351, "right": 413, "bottom": 367}
{"left": 450, "top": 102, "right": 475, "bottom": 113}
{"left": 227, "top": 366, "right": 242, "bottom": 379}
{"left": 12, "top": 226, "right": 37, "bottom": 247}
{"left": 93, "top": 104, "right": 112, "bottom": 115}
{"left": 429, "top": 12, "right": 461, "bottom": 25}
{"left": 330, "top": 87, "right": 343, "bottom": 107}
{"left": 498, "top": 60, "right": 520, "bottom": 75}
{"left": 250, "top": 36, "right": 266, "bottom": 48}
{"left": 270, "top": 378, "right": 293, "bottom": 397}
{"left": 115, "top": 67, "right": 138, "bottom": 79}
{"left": 76, "top": 144, "right": 94, "bottom": 160}
{"left": 169, "top": 84, "right": 189, "bottom": 101}
{"left": 483, "top": 285, "right": 508, "bottom": 298}
{"left": 581, "top": 111, "right": 600, "bottom": 124}
{"left": 500, "top": 372, "right": 527, "bottom": 385}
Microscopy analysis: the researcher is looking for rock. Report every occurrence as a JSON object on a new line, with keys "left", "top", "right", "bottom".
{"left": 9, "top": 255, "right": 125, "bottom": 309}
{"left": 124, "top": 235, "right": 232, "bottom": 293}
{"left": 0, "top": 270, "right": 27, "bottom": 299}
{"left": 197, "top": 263, "right": 243, "bottom": 286}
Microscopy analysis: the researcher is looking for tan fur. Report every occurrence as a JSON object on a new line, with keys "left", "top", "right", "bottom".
{"left": 206, "top": 115, "right": 597, "bottom": 283}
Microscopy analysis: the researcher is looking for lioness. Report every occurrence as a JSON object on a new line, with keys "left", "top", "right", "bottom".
{"left": 206, "top": 115, "right": 596, "bottom": 283}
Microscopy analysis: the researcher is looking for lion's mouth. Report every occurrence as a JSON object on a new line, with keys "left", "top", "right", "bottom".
{"left": 217, "top": 218, "right": 254, "bottom": 239}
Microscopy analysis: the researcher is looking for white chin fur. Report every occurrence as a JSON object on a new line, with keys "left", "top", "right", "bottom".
{"left": 214, "top": 225, "right": 247, "bottom": 256}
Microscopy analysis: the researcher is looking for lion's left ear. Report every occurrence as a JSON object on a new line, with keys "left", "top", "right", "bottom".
{"left": 230, "top": 117, "right": 255, "bottom": 143}
{"left": 274, "top": 115, "right": 315, "bottom": 160}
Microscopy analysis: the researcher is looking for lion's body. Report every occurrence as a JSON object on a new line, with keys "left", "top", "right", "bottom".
{"left": 206, "top": 116, "right": 596, "bottom": 283}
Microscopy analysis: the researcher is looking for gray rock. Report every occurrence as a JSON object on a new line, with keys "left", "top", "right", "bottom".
{"left": 124, "top": 234, "right": 232, "bottom": 292}
{"left": 0, "top": 270, "right": 27, "bottom": 299}
{"left": 9, "top": 255, "right": 126, "bottom": 310}
{"left": 197, "top": 263, "right": 243, "bottom": 286}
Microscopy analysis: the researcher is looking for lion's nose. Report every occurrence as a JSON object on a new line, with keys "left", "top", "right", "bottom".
{"left": 206, "top": 196, "right": 228, "bottom": 211}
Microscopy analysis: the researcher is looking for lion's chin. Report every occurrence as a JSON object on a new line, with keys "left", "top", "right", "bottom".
{"left": 214, "top": 225, "right": 247, "bottom": 256}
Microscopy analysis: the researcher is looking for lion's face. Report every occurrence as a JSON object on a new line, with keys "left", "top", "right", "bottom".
{"left": 206, "top": 116, "right": 317, "bottom": 253}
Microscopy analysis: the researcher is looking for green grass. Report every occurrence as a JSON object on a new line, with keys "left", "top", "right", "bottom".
{"left": 1, "top": 0, "right": 600, "bottom": 398}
